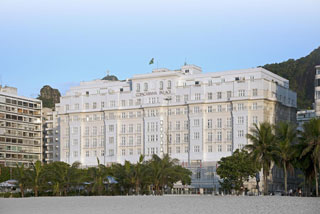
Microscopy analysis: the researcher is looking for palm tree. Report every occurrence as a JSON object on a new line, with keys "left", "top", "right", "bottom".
{"left": 274, "top": 121, "right": 297, "bottom": 195}
{"left": 132, "top": 155, "right": 147, "bottom": 195}
{"left": 28, "top": 160, "right": 44, "bottom": 197}
{"left": 300, "top": 118, "right": 320, "bottom": 197}
{"left": 14, "top": 163, "right": 28, "bottom": 197}
{"left": 88, "top": 158, "right": 109, "bottom": 195}
{"left": 245, "top": 122, "right": 276, "bottom": 195}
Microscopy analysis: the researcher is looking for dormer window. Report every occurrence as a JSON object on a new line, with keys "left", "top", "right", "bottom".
{"left": 185, "top": 69, "right": 189, "bottom": 73}
{"left": 120, "top": 88, "right": 123, "bottom": 92}
{"left": 235, "top": 77, "right": 239, "bottom": 81}
{"left": 86, "top": 91, "right": 89, "bottom": 96}
{"left": 136, "top": 83, "right": 140, "bottom": 92}
{"left": 195, "top": 81, "right": 200, "bottom": 85}
{"left": 144, "top": 83, "right": 148, "bottom": 91}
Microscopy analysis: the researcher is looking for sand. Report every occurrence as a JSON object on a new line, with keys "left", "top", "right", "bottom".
{"left": 0, "top": 195, "right": 319, "bottom": 214}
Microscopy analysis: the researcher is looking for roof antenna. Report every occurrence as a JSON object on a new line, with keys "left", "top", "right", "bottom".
{"left": 184, "top": 58, "right": 187, "bottom": 66}
{"left": 106, "top": 70, "right": 110, "bottom": 76}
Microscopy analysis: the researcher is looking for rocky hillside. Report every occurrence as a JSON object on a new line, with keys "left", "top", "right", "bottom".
{"left": 37, "top": 85, "right": 61, "bottom": 109}
{"left": 263, "top": 46, "right": 320, "bottom": 109}
{"left": 102, "top": 75, "right": 118, "bottom": 81}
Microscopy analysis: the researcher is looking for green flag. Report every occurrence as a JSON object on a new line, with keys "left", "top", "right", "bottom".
{"left": 149, "top": 58, "right": 154, "bottom": 65}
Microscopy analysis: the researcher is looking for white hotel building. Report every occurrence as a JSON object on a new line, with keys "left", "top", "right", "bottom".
{"left": 58, "top": 65, "right": 296, "bottom": 171}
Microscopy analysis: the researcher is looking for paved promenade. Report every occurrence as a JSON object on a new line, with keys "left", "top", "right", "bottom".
{"left": 0, "top": 195, "right": 319, "bottom": 214}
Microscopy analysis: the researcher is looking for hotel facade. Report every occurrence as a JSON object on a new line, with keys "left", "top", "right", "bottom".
{"left": 0, "top": 86, "right": 42, "bottom": 167}
{"left": 58, "top": 65, "right": 296, "bottom": 169}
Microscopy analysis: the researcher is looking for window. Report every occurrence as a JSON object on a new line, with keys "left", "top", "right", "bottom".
{"left": 176, "top": 134, "right": 180, "bottom": 144}
{"left": 238, "top": 130, "right": 244, "bottom": 138}
{"left": 85, "top": 127, "right": 89, "bottom": 136}
{"left": 184, "top": 133, "right": 189, "bottom": 142}
{"left": 86, "top": 151, "right": 89, "bottom": 157}
{"left": 137, "top": 124, "right": 142, "bottom": 132}
{"left": 217, "top": 118, "right": 222, "bottom": 128}
{"left": 136, "top": 83, "right": 140, "bottom": 92}
{"left": 194, "top": 119, "right": 200, "bottom": 127}
{"left": 93, "top": 126, "right": 97, "bottom": 135}
{"left": 237, "top": 103, "right": 244, "bottom": 111}
{"left": 208, "top": 132, "right": 213, "bottom": 142}
{"left": 227, "top": 118, "right": 232, "bottom": 127}
{"left": 85, "top": 139, "right": 89, "bottom": 148}
{"left": 101, "top": 102, "right": 105, "bottom": 108}
{"left": 110, "top": 100, "right": 116, "bottom": 107}
{"left": 137, "top": 148, "right": 141, "bottom": 155}
{"left": 175, "top": 121, "right": 180, "bottom": 130}
{"left": 73, "top": 151, "right": 78, "bottom": 157}
{"left": 72, "top": 127, "right": 78, "bottom": 134}
{"left": 176, "top": 95, "right": 180, "bottom": 103}
{"left": 185, "top": 146, "right": 189, "bottom": 153}
{"left": 208, "top": 106, "right": 213, "bottom": 113}
{"left": 176, "top": 146, "right": 180, "bottom": 154}
{"left": 85, "top": 103, "right": 89, "bottom": 110}
{"left": 75, "top": 103, "right": 79, "bottom": 110}
{"left": 207, "top": 119, "right": 212, "bottom": 128}
{"left": 121, "top": 149, "right": 125, "bottom": 156}
{"left": 217, "top": 105, "right": 222, "bottom": 112}
{"left": 194, "top": 132, "right": 200, "bottom": 140}
{"left": 208, "top": 145, "right": 212, "bottom": 152}
{"left": 218, "top": 144, "right": 222, "bottom": 152}
{"left": 160, "top": 81, "right": 164, "bottom": 90}
{"left": 101, "top": 150, "right": 105, "bottom": 156}
{"left": 121, "top": 137, "right": 126, "bottom": 146}
{"left": 252, "top": 89, "right": 258, "bottom": 96}
{"left": 168, "top": 80, "right": 172, "bottom": 89}
{"left": 73, "top": 139, "right": 78, "bottom": 146}
{"left": 208, "top": 92, "right": 213, "bottom": 100}
{"left": 121, "top": 112, "right": 126, "bottom": 119}
{"left": 129, "top": 124, "right": 134, "bottom": 133}
{"left": 184, "top": 95, "right": 188, "bottom": 102}
{"left": 194, "top": 106, "right": 200, "bottom": 113}
{"left": 217, "top": 92, "right": 222, "bottom": 99}
{"left": 227, "top": 144, "right": 232, "bottom": 152}
{"left": 208, "top": 80, "right": 213, "bottom": 86}
{"left": 227, "top": 131, "right": 232, "bottom": 141}
{"left": 93, "top": 102, "right": 97, "bottom": 109}
{"left": 129, "top": 136, "right": 133, "bottom": 145}
{"left": 121, "top": 100, "right": 126, "bottom": 107}
{"left": 137, "top": 135, "right": 141, "bottom": 145}
{"left": 109, "top": 125, "right": 114, "bottom": 132}
{"left": 195, "top": 93, "right": 201, "bottom": 100}
{"left": 66, "top": 104, "right": 69, "bottom": 111}
{"left": 217, "top": 131, "right": 222, "bottom": 142}
{"left": 252, "top": 102, "right": 258, "bottom": 110}
{"left": 129, "top": 148, "right": 133, "bottom": 155}
{"left": 237, "top": 116, "right": 244, "bottom": 125}
{"left": 194, "top": 145, "right": 200, "bottom": 152}
{"left": 109, "top": 149, "right": 114, "bottom": 156}
{"left": 93, "top": 138, "right": 97, "bottom": 147}
{"left": 227, "top": 91, "right": 232, "bottom": 99}
{"left": 253, "top": 116, "right": 258, "bottom": 125}
{"left": 238, "top": 90, "right": 245, "bottom": 97}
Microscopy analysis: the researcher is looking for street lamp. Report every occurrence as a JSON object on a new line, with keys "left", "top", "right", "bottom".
{"left": 164, "top": 97, "right": 172, "bottom": 156}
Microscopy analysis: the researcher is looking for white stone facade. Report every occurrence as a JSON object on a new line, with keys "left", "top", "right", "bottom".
{"left": 58, "top": 65, "right": 296, "bottom": 167}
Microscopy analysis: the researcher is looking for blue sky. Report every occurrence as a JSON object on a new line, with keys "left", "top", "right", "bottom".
{"left": 0, "top": 0, "right": 319, "bottom": 97}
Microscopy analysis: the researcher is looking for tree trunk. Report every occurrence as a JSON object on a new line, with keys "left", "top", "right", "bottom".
{"left": 135, "top": 180, "right": 139, "bottom": 195}
{"left": 283, "top": 163, "right": 287, "bottom": 196}
{"left": 316, "top": 162, "right": 319, "bottom": 197}
{"left": 19, "top": 184, "right": 24, "bottom": 197}
{"left": 263, "top": 168, "right": 268, "bottom": 195}
{"left": 34, "top": 186, "right": 38, "bottom": 197}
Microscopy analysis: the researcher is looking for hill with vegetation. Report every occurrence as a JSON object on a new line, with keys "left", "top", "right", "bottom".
{"left": 37, "top": 85, "right": 61, "bottom": 109}
{"left": 263, "top": 46, "right": 320, "bottom": 109}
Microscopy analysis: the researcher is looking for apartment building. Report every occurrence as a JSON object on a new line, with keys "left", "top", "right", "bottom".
{"left": 0, "top": 86, "right": 42, "bottom": 167}
{"left": 42, "top": 107, "right": 60, "bottom": 163}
